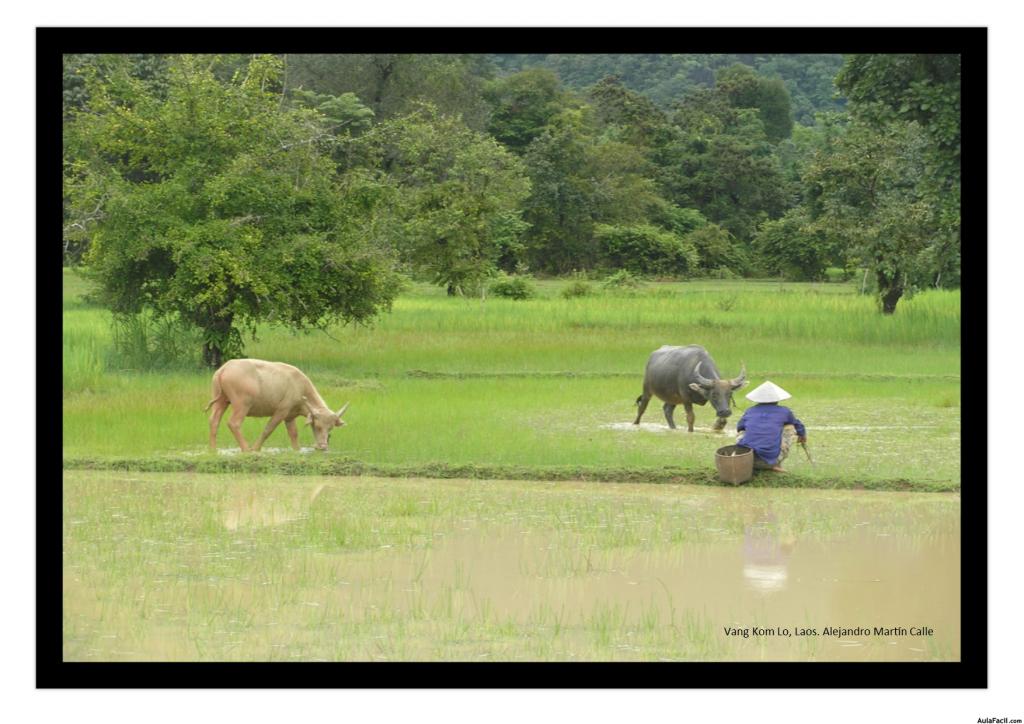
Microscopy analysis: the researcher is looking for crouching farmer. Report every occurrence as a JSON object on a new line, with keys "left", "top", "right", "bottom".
{"left": 736, "top": 381, "right": 807, "bottom": 473}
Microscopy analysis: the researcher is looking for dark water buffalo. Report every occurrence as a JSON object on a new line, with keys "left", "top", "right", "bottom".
{"left": 634, "top": 345, "right": 747, "bottom": 432}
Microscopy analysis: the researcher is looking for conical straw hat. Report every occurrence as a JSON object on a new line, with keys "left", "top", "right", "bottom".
{"left": 745, "top": 380, "right": 791, "bottom": 403}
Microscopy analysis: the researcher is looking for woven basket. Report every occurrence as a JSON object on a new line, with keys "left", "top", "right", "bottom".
{"left": 715, "top": 445, "right": 754, "bottom": 485}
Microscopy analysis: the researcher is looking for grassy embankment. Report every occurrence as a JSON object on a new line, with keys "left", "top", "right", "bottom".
{"left": 63, "top": 269, "right": 961, "bottom": 491}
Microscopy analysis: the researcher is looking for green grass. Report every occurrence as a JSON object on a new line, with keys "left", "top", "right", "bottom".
{"left": 63, "top": 268, "right": 961, "bottom": 489}
{"left": 62, "top": 269, "right": 962, "bottom": 661}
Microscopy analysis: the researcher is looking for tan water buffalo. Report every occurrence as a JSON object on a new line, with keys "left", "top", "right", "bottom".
{"left": 205, "top": 359, "right": 349, "bottom": 452}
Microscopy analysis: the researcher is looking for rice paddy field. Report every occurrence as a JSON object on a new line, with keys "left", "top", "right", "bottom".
{"left": 61, "top": 269, "right": 962, "bottom": 661}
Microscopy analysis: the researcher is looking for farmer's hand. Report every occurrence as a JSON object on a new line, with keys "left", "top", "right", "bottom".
{"left": 798, "top": 436, "right": 807, "bottom": 444}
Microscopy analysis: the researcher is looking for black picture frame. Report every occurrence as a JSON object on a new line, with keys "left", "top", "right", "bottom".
{"left": 44, "top": 26, "right": 986, "bottom": 688}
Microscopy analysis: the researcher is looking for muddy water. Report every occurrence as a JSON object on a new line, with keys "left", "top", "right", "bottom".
{"left": 313, "top": 487, "right": 959, "bottom": 661}
{"left": 63, "top": 472, "right": 959, "bottom": 661}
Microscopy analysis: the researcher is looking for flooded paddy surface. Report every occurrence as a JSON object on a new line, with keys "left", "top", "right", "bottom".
{"left": 63, "top": 471, "right": 959, "bottom": 662}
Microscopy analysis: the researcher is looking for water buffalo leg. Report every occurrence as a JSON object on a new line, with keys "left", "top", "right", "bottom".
{"left": 208, "top": 399, "right": 228, "bottom": 451}
{"left": 684, "top": 402, "right": 696, "bottom": 432}
{"left": 253, "top": 411, "right": 288, "bottom": 452}
{"left": 285, "top": 418, "right": 300, "bottom": 450}
{"left": 663, "top": 402, "right": 677, "bottom": 429}
{"left": 634, "top": 394, "right": 651, "bottom": 424}
{"left": 226, "top": 406, "right": 251, "bottom": 452}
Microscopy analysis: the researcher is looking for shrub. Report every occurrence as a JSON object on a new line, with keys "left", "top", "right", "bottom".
{"left": 708, "top": 266, "right": 739, "bottom": 280}
{"left": 561, "top": 279, "right": 595, "bottom": 299}
{"left": 683, "top": 223, "right": 750, "bottom": 275}
{"left": 652, "top": 203, "right": 709, "bottom": 236}
{"left": 489, "top": 274, "right": 537, "bottom": 300}
{"left": 716, "top": 293, "right": 739, "bottom": 311}
{"left": 110, "top": 311, "right": 203, "bottom": 370}
{"left": 753, "top": 209, "right": 836, "bottom": 281}
{"left": 601, "top": 269, "right": 645, "bottom": 291}
{"left": 594, "top": 223, "right": 700, "bottom": 276}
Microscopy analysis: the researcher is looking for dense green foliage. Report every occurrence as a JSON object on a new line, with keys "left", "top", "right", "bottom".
{"left": 63, "top": 51, "right": 962, "bottom": 351}
{"left": 488, "top": 273, "right": 537, "bottom": 300}
{"left": 489, "top": 53, "right": 847, "bottom": 125}
{"left": 594, "top": 223, "right": 699, "bottom": 276}
{"left": 352, "top": 105, "right": 531, "bottom": 295}
{"left": 65, "top": 55, "right": 403, "bottom": 366}
{"left": 753, "top": 207, "right": 836, "bottom": 281}
{"left": 833, "top": 54, "right": 962, "bottom": 308}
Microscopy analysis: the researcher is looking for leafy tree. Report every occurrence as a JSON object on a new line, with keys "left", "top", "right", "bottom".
{"left": 683, "top": 223, "right": 749, "bottom": 274}
{"left": 483, "top": 68, "right": 569, "bottom": 153}
{"left": 356, "top": 105, "right": 531, "bottom": 295}
{"left": 489, "top": 53, "right": 846, "bottom": 121}
{"left": 835, "top": 54, "right": 960, "bottom": 274}
{"left": 651, "top": 203, "right": 709, "bottom": 237}
{"left": 520, "top": 109, "right": 598, "bottom": 273}
{"left": 586, "top": 76, "right": 673, "bottom": 151}
{"left": 286, "top": 54, "right": 492, "bottom": 130}
{"left": 289, "top": 89, "right": 375, "bottom": 136}
{"left": 802, "top": 117, "right": 937, "bottom": 312}
{"left": 63, "top": 53, "right": 170, "bottom": 118}
{"left": 661, "top": 89, "right": 789, "bottom": 242}
{"left": 586, "top": 138, "right": 664, "bottom": 225}
{"left": 753, "top": 207, "right": 838, "bottom": 281}
{"left": 594, "top": 223, "right": 699, "bottom": 276}
{"left": 715, "top": 63, "right": 794, "bottom": 143}
{"left": 520, "top": 107, "right": 668, "bottom": 273}
{"left": 66, "top": 54, "right": 403, "bottom": 366}
{"left": 753, "top": 55, "right": 847, "bottom": 125}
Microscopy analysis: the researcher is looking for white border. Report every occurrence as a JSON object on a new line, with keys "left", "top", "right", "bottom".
{"left": 10, "top": 3, "right": 1020, "bottom": 722}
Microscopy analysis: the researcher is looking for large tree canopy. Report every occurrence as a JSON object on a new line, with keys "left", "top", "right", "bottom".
{"left": 353, "top": 105, "right": 532, "bottom": 294}
{"left": 803, "top": 117, "right": 938, "bottom": 312}
{"left": 65, "top": 54, "right": 403, "bottom": 366}
{"left": 836, "top": 54, "right": 961, "bottom": 235}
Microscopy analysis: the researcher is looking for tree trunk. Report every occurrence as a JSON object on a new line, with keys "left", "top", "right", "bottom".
{"left": 878, "top": 273, "right": 904, "bottom": 315}
{"left": 202, "top": 342, "right": 223, "bottom": 369}
{"left": 201, "top": 315, "right": 234, "bottom": 368}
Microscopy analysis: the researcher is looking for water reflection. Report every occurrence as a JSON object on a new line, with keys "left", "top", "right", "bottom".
{"left": 222, "top": 483, "right": 327, "bottom": 530}
{"left": 742, "top": 509, "right": 795, "bottom": 593}
{"left": 67, "top": 472, "right": 960, "bottom": 661}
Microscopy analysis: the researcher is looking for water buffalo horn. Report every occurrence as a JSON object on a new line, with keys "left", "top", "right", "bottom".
{"left": 732, "top": 363, "right": 747, "bottom": 388}
{"left": 337, "top": 401, "right": 350, "bottom": 417}
{"left": 693, "top": 361, "right": 714, "bottom": 387}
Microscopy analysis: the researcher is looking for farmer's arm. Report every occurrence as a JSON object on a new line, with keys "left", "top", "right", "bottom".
{"left": 736, "top": 410, "right": 748, "bottom": 433}
{"left": 788, "top": 409, "right": 807, "bottom": 441}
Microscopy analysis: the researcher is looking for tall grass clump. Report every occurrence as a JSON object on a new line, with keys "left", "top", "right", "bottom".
{"left": 601, "top": 270, "right": 645, "bottom": 292}
{"left": 109, "top": 311, "right": 203, "bottom": 371}
{"left": 561, "top": 274, "right": 596, "bottom": 299}
{"left": 63, "top": 325, "right": 106, "bottom": 395}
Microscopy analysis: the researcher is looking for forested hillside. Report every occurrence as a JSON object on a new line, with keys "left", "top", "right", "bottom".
{"left": 488, "top": 53, "right": 848, "bottom": 125}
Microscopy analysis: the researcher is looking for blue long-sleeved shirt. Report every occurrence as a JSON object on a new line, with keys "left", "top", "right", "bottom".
{"left": 735, "top": 404, "right": 806, "bottom": 465}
